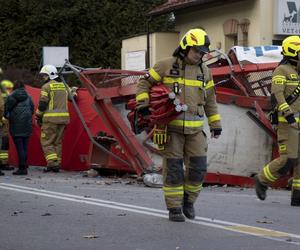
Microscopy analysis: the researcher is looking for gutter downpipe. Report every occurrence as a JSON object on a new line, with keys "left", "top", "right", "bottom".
{"left": 146, "top": 17, "right": 152, "bottom": 68}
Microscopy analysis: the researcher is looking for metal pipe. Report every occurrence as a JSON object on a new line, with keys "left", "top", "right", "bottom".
{"left": 146, "top": 17, "right": 152, "bottom": 68}
{"left": 59, "top": 62, "right": 131, "bottom": 167}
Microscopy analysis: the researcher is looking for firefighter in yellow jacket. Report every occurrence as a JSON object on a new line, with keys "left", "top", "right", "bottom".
{"left": 36, "top": 64, "right": 71, "bottom": 173}
{"left": 136, "top": 29, "right": 222, "bottom": 221}
{"left": 254, "top": 36, "right": 300, "bottom": 206}
{"left": 0, "top": 80, "right": 14, "bottom": 171}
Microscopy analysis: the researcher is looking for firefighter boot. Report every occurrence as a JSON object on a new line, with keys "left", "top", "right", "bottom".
{"left": 44, "top": 165, "right": 60, "bottom": 173}
{"left": 169, "top": 208, "right": 185, "bottom": 222}
{"left": 183, "top": 202, "right": 195, "bottom": 219}
{"left": 13, "top": 165, "right": 28, "bottom": 175}
{"left": 0, "top": 170, "right": 4, "bottom": 176}
{"left": 0, "top": 164, "right": 14, "bottom": 171}
{"left": 44, "top": 162, "right": 59, "bottom": 172}
{"left": 52, "top": 167, "right": 60, "bottom": 173}
{"left": 254, "top": 175, "right": 267, "bottom": 200}
{"left": 43, "top": 167, "right": 52, "bottom": 173}
{"left": 291, "top": 190, "right": 300, "bottom": 206}
{"left": 52, "top": 161, "right": 60, "bottom": 173}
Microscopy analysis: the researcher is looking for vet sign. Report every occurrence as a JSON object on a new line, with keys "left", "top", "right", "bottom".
{"left": 274, "top": 0, "right": 300, "bottom": 35}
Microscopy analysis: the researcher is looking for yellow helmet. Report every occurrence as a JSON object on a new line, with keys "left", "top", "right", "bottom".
{"left": 282, "top": 36, "right": 300, "bottom": 57}
{"left": 1, "top": 80, "right": 14, "bottom": 89}
{"left": 179, "top": 28, "right": 211, "bottom": 53}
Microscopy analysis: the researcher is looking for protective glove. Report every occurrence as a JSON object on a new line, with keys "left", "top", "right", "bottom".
{"left": 70, "top": 86, "right": 79, "bottom": 102}
{"left": 153, "top": 125, "right": 167, "bottom": 148}
{"left": 71, "top": 86, "right": 79, "bottom": 92}
{"left": 210, "top": 128, "right": 222, "bottom": 138}
{"left": 35, "top": 115, "right": 43, "bottom": 127}
{"left": 285, "top": 114, "right": 299, "bottom": 129}
{"left": 136, "top": 99, "right": 150, "bottom": 116}
{"left": 285, "top": 114, "right": 296, "bottom": 124}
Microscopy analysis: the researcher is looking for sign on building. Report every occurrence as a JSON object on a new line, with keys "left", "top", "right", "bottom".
{"left": 125, "top": 51, "right": 146, "bottom": 71}
{"left": 42, "top": 46, "right": 69, "bottom": 67}
{"left": 274, "top": 0, "right": 300, "bottom": 35}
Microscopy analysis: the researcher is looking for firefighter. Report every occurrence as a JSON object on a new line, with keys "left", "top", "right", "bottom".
{"left": 254, "top": 36, "right": 300, "bottom": 206}
{"left": 36, "top": 64, "right": 71, "bottom": 173}
{"left": 136, "top": 29, "right": 222, "bottom": 221}
{"left": 0, "top": 80, "right": 14, "bottom": 171}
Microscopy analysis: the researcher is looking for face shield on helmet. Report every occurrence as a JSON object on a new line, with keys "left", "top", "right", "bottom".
{"left": 179, "top": 28, "right": 211, "bottom": 54}
{"left": 39, "top": 64, "right": 58, "bottom": 80}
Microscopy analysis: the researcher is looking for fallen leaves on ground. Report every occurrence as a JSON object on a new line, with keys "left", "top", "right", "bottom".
{"left": 83, "top": 234, "right": 99, "bottom": 239}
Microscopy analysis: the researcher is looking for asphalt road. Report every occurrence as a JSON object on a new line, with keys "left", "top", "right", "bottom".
{"left": 0, "top": 167, "right": 300, "bottom": 250}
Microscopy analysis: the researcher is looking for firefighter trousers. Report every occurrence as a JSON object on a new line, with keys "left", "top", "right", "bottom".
{"left": 162, "top": 130, "right": 207, "bottom": 209}
{"left": 41, "top": 123, "right": 65, "bottom": 167}
{"left": 0, "top": 123, "right": 9, "bottom": 165}
{"left": 258, "top": 122, "right": 300, "bottom": 202}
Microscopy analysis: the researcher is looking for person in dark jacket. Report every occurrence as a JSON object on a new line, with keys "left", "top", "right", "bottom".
{"left": 4, "top": 79, "right": 34, "bottom": 175}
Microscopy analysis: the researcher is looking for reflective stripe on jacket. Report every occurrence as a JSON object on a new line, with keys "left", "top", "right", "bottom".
{"left": 37, "top": 80, "right": 69, "bottom": 124}
{"left": 272, "top": 63, "right": 300, "bottom": 120}
{"left": 137, "top": 57, "right": 221, "bottom": 134}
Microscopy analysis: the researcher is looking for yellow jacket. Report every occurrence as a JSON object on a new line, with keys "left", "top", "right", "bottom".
{"left": 36, "top": 80, "right": 70, "bottom": 124}
{"left": 136, "top": 57, "right": 221, "bottom": 134}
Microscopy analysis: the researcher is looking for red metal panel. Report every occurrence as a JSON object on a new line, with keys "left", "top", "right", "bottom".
{"left": 78, "top": 71, "right": 154, "bottom": 176}
{"left": 205, "top": 172, "right": 289, "bottom": 188}
{"left": 211, "top": 63, "right": 278, "bottom": 76}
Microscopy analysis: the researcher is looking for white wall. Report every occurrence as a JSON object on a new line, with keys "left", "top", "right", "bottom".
{"left": 121, "top": 35, "right": 147, "bottom": 70}
{"left": 174, "top": 0, "right": 276, "bottom": 52}
{"left": 205, "top": 104, "right": 272, "bottom": 176}
{"left": 121, "top": 32, "right": 179, "bottom": 69}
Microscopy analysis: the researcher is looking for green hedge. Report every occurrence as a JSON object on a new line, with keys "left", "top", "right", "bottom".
{"left": 0, "top": 0, "right": 174, "bottom": 73}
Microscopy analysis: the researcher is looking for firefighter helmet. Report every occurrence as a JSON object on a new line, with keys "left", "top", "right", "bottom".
{"left": 40, "top": 64, "right": 58, "bottom": 80}
{"left": 282, "top": 36, "right": 300, "bottom": 57}
{"left": 1, "top": 80, "right": 14, "bottom": 89}
{"left": 179, "top": 28, "right": 211, "bottom": 53}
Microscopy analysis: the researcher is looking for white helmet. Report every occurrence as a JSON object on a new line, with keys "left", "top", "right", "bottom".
{"left": 40, "top": 64, "right": 58, "bottom": 80}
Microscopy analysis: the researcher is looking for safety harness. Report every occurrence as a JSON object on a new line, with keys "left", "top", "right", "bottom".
{"left": 270, "top": 77, "right": 300, "bottom": 124}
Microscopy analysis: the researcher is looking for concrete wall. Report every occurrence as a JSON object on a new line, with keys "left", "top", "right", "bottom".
{"left": 151, "top": 32, "right": 179, "bottom": 65}
{"left": 204, "top": 104, "right": 272, "bottom": 176}
{"left": 258, "top": 0, "right": 274, "bottom": 45}
{"left": 121, "top": 35, "right": 147, "bottom": 70}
